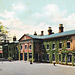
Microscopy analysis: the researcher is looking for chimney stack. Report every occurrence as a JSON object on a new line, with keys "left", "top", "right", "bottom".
{"left": 48, "top": 27, "right": 52, "bottom": 35}
{"left": 34, "top": 31, "right": 37, "bottom": 35}
{"left": 13, "top": 36, "right": 16, "bottom": 41}
{"left": 59, "top": 24, "right": 64, "bottom": 33}
{"left": 41, "top": 31, "right": 44, "bottom": 36}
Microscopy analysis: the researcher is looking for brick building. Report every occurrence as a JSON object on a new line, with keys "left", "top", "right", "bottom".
{"left": 19, "top": 24, "right": 75, "bottom": 65}
{"left": 2, "top": 24, "right": 75, "bottom": 65}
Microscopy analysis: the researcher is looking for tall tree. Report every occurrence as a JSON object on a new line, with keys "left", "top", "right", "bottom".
{"left": 0, "top": 22, "right": 9, "bottom": 43}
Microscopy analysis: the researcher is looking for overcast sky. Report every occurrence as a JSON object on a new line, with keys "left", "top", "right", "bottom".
{"left": 0, "top": 0, "right": 75, "bottom": 40}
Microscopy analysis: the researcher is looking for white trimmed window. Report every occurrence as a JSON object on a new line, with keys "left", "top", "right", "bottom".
{"left": 21, "top": 45, "right": 22, "bottom": 50}
{"left": 30, "top": 45, "right": 32, "bottom": 50}
{"left": 42, "top": 44, "right": 44, "bottom": 50}
{"left": 59, "top": 43, "right": 62, "bottom": 49}
{"left": 42, "top": 53, "right": 44, "bottom": 61}
{"left": 52, "top": 44, "right": 55, "bottom": 50}
{"left": 46, "top": 53, "right": 49, "bottom": 61}
{"left": 67, "top": 42, "right": 70, "bottom": 48}
{"left": 0, "top": 46, "right": 2, "bottom": 50}
{"left": 25, "top": 45, "right": 27, "bottom": 49}
{"left": 47, "top": 44, "right": 49, "bottom": 50}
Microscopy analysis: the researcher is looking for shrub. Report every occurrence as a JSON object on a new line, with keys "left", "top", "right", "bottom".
{"left": 8, "top": 57, "right": 13, "bottom": 61}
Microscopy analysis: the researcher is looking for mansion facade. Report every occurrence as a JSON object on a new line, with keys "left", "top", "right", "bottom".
{"left": 3, "top": 24, "right": 75, "bottom": 65}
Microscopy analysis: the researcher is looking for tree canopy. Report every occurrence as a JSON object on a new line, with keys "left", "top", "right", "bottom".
{"left": 0, "top": 22, "right": 9, "bottom": 43}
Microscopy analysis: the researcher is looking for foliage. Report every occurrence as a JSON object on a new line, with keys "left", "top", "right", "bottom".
{"left": 8, "top": 57, "right": 13, "bottom": 61}
{"left": 43, "top": 36, "right": 74, "bottom": 66}
{"left": 29, "top": 58, "right": 35, "bottom": 62}
{"left": 0, "top": 22, "right": 9, "bottom": 42}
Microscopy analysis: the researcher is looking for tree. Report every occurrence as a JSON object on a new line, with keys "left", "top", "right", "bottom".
{"left": 0, "top": 22, "right": 9, "bottom": 43}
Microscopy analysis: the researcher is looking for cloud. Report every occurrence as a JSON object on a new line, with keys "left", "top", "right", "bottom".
{"left": 0, "top": 10, "right": 15, "bottom": 19}
{"left": 0, "top": 4, "right": 75, "bottom": 40}
{"left": 12, "top": 3, "right": 26, "bottom": 11}
{"left": 31, "top": 4, "right": 75, "bottom": 32}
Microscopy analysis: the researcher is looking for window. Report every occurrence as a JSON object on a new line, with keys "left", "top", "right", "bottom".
{"left": 59, "top": 43, "right": 62, "bottom": 49}
{"left": 47, "top": 44, "right": 49, "bottom": 50}
{"left": 68, "top": 54, "right": 72, "bottom": 62}
{"left": 42, "top": 44, "right": 44, "bottom": 50}
{"left": 25, "top": 36, "right": 26, "bottom": 40}
{"left": 67, "top": 42, "right": 70, "bottom": 48}
{"left": 0, "top": 46, "right": 2, "bottom": 50}
{"left": 29, "top": 53, "right": 32, "bottom": 59}
{"left": 25, "top": 45, "right": 27, "bottom": 49}
{"left": 42, "top": 53, "right": 44, "bottom": 61}
{"left": 53, "top": 54, "right": 55, "bottom": 61}
{"left": 46, "top": 54, "right": 49, "bottom": 61}
{"left": 30, "top": 45, "right": 31, "bottom": 49}
{"left": 52, "top": 44, "right": 55, "bottom": 50}
{"left": 59, "top": 54, "right": 61, "bottom": 61}
{"left": 21, "top": 45, "right": 22, "bottom": 50}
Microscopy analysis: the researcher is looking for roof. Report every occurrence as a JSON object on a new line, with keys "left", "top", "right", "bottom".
{"left": 12, "top": 40, "right": 19, "bottom": 44}
{"left": 27, "top": 30, "right": 75, "bottom": 39}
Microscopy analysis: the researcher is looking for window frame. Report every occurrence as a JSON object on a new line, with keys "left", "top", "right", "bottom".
{"left": 42, "top": 53, "right": 44, "bottom": 61}
{"left": 52, "top": 43, "right": 55, "bottom": 50}
{"left": 59, "top": 42, "right": 62, "bottom": 50}
{"left": 42, "top": 44, "right": 44, "bottom": 50}
{"left": 67, "top": 42, "right": 70, "bottom": 49}
{"left": 47, "top": 44, "right": 49, "bottom": 50}
{"left": 46, "top": 53, "right": 49, "bottom": 61}
{"left": 29, "top": 44, "right": 32, "bottom": 50}
{"left": 25, "top": 44, "right": 27, "bottom": 50}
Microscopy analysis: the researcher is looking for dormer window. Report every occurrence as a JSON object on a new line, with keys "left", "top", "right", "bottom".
{"left": 67, "top": 42, "right": 70, "bottom": 48}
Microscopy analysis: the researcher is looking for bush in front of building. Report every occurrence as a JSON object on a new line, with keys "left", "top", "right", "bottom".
{"left": 8, "top": 57, "right": 13, "bottom": 61}
{"left": 29, "top": 58, "right": 35, "bottom": 64}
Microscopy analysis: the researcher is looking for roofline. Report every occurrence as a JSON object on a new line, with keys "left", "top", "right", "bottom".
{"left": 43, "top": 33, "right": 75, "bottom": 39}
{"left": 18, "top": 34, "right": 33, "bottom": 41}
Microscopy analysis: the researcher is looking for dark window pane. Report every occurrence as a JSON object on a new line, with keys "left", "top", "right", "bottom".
{"left": 25, "top": 45, "right": 27, "bottom": 49}
{"left": 47, "top": 54, "right": 49, "bottom": 60}
{"left": 59, "top": 43, "right": 62, "bottom": 49}
{"left": 67, "top": 42, "right": 70, "bottom": 48}
{"left": 30, "top": 45, "right": 31, "bottom": 49}
{"left": 52, "top": 44, "right": 55, "bottom": 49}
{"left": 42, "top": 44, "right": 44, "bottom": 49}
{"left": 42, "top": 54, "right": 44, "bottom": 60}
{"left": 47, "top": 44, "right": 49, "bottom": 49}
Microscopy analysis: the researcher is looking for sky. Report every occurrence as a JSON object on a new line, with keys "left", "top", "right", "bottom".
{"left": 0, "top": 0, "right": 75, "bottom": 40}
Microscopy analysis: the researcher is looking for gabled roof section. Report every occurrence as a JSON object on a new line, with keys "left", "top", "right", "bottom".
{"left": 18, "top": 34, "right": 33, "bottom": 41}
{"left": 28, "top": 30, "right": 75, "bottom": 39}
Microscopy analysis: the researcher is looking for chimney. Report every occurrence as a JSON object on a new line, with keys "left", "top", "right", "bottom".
{"left": 48, "top": 27, "right": 52, "bottom": 35}
{"left": 13, "top": 36, "right": 16, "bottom": 41}
{"left": 41, "top": 31, "right": 44, "bottom": 36}
{"left": 34, "top": 31, "right": 37, "bottom": 35}
{"left": 59, "top": 24, "right": 64, "bottom": 33}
